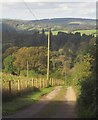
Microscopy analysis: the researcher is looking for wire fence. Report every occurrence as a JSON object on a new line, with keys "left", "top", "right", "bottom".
{"left": 3, "top": 78, "right": 64, "bottom": 94}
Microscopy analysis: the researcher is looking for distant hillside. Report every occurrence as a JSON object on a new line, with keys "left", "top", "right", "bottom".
{"left": 2, "top": 18, "right": 96, "bottom": 32}
{"left": 2, "top": 17, "right": 96, "bottom": 54}
{"left": 34, "top": 18, "right": 95, "bottom": 24}
{"left": 2, "top": 23, "right": 17, "bottom": 33}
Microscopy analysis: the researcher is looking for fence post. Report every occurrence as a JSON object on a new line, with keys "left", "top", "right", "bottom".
{"left": 26, "top": 79, "right": 28, "bottom": 89}
{"left": 56, "top": 79, "right": 57, "bottom": 85}
{"left": 32, "top": 78, "right": 34, "bottom": 87}
{"left": 39, "top": 78, "right": 42, "bottom": 89}
{"left": 52, "top": 78, "right": 53, "bottom": 86}
{"left": 59, "top": 80, "right": 60, "bottom": 85}
{"left": 37, "top": 79, "right": 40, "bottom": 88}
{"left": 44, "top": 79, "right": 46, "bottom": 88}
{"left": 57, "top": 80, "right": 58, "bottom": 85}
{"left": 46, "top": 79, "right": 49, "bottom": 87}
{"left": 35, "top": 79, "right": 38, "bottom": 88}
{"left": 57, "top": 80, "right": 59, "bottom": 86}
{"left": 51, "top": 78, "right": 52, "bottom": 86}
{"left": 49, "top": 78, "right": 51, "bottom": 86}
{"left": 34, "top": 79, "right": 35, "bottom": 87}
{"left": 54, "top": 79, "right": 56, "bottom": 86}
{"left": 18, "top": 80, "right": 21, "bottom": 94}
{"left": 43, "top": 79, "right": 45, "bottom": 88}
{"left": 41, "top": 79, "right": 43, "bottom": 88}
{"left": 63, "top": 80, "right": 65, "bottom": 85}
{"left": 62, "top": 80, "right": 63, "bottom": 85}
{"left": 46, "top": 79, "right": 48, "bottom": 87}
{"left": 9, "top": 81, "right": 12, "bottom": 93}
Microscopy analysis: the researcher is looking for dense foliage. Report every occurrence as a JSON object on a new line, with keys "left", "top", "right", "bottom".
{"left": 3, "top": 30, "right": 94, "bottom": 76}
{"left": 65, "top": 37, "right": 96, "bottom": 117}
{"left": 2, "top": 29, "right": 94, "bottom": 52}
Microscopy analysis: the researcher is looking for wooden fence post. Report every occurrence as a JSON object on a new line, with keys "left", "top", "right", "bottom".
{"left": 52, "top": 78, "right": 53, "bottom": 86}
{"left": 18, "top": 80, "right": 21, "bottom": 94}
{"left": 57, "top": 80, "right": 59, "bottom": 86}
{"left": 37, "top": 79, "right": 40, "bottom": 88}
{"left": 40, "top": 78, "right": 42, "bottom": 89}
{"left": 43, "top": 79, "right": 45, "bottom": 88}
{"left": 26, "top": 80, "right": 27, "bottom": 88}
{"left": 63, "top": 81, "right": 65, "bottom": 85}
{"left": 26, "top": 79, "right": 28, "bottom": 89}
{"left": 44, "top": 79, "right": 46, "bottom": 88}
{"left": 51, "top": 78, "right": 52, "bottom": 86}
{"left": 46, "top": 79, "right": 48, "bottom": 87}
{"left": 34, "top": 79, "right": 35, "bottom": 87}
{"left": 9, "top": 81, "right": 12, "bottom": 93}
{"left": 49, "top": 78, "right": 51, "bottom": 85}
{"left": 54, "top": 79, "right": 56, "bottom": 86}
{"left": 56, "top": 79, "right": 58, "bottom": 85}
{"left": 59, "top": 80, "right": 60, "bottom": 85}
{"left": 32, "top": 78, "right": 34, "bottom": 87}
{"left": 35, "top": 79, "right": 38, "bottom": 88}
{"left": 41, "top": 79, "right": 43, "bottom": 88}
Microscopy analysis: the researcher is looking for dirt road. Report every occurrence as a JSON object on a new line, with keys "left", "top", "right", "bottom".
{"left": 52, "top": 86, "right": 77, "bottom": 118}
{"left": 4, "top": 86, "right": 77, "bottom": 118}
{"left": 5, "top": 86, "right": 62, "bottom": 118}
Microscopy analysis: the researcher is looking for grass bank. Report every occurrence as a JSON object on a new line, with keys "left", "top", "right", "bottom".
{"left": 3, "top": 86, "right": 54, "bottom": 116}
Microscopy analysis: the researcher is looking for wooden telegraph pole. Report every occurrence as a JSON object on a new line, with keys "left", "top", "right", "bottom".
{"left": 47, "top": 29, "right": 51, "bottom": 83}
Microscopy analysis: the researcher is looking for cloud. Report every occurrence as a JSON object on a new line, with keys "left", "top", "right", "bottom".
{"left": 0, "top": 0, "right": 97, "bottom": 3}
{"left": 1, "top": 2, "right": 96, "bottom": 20}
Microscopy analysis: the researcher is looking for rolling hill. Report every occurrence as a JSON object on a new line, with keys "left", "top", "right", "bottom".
{"left": 2, "top": 18, "right": 96, "bottom": 32}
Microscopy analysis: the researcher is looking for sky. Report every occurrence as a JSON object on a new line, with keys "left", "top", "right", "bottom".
{"left": 0, "top": 0, "right": 97, "bottom": 20}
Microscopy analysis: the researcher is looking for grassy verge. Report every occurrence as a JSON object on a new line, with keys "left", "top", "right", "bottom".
{"left": 3, "top": 86, "right": 54, "bottom": 116}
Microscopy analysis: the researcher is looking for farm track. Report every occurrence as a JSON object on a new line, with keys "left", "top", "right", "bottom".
{"left": 51, "top": 86, "right": 77, "bottom": 118}
{"left": 4, "top": 86, "right": 77, "bottom": 118}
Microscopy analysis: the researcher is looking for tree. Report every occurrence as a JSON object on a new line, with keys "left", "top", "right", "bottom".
{"left": 3, "top": 55, "right": 16, "bottom": 74}
{"left": 13, "top": 47, "right": 48, "bottom": 74}
{"left": 3, "top": 46, "right": 19, "bottom": 60}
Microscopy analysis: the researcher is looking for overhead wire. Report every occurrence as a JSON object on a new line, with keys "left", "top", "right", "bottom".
{"left": 22, "top": 0, "right": 38, "bottom": 21}
{"left": 22, "top": 0, "right": 50, "bottom": 32}
{"left": 22, "top": 0, "right": 40, "bottom": 30}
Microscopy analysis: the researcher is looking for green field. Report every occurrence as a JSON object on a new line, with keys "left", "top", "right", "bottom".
{"left": 17, "top": 24, "right": 30, "bottom": 30}
{"left": 45, "top": 30, "right": 68, "bottom": 35}
{"left": 69, "top": 22, "right": 82, "bottom": 24}
{"left": 72, "top": 29, "right": 96, "bottom": 36}
{"left": 45, "top": 29, "right": 97, "bottom": 36}
{"left": 16, "top": 24, "right": 97, "bottom": 37}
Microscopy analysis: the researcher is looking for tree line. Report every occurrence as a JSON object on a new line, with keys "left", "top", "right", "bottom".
{"left": 3, "top": 29, "right": 94, "bottom": 52}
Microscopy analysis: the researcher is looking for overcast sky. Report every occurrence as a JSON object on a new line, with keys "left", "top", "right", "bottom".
{"left": 0, "top": 0, "right": 97, "bottom": 20}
